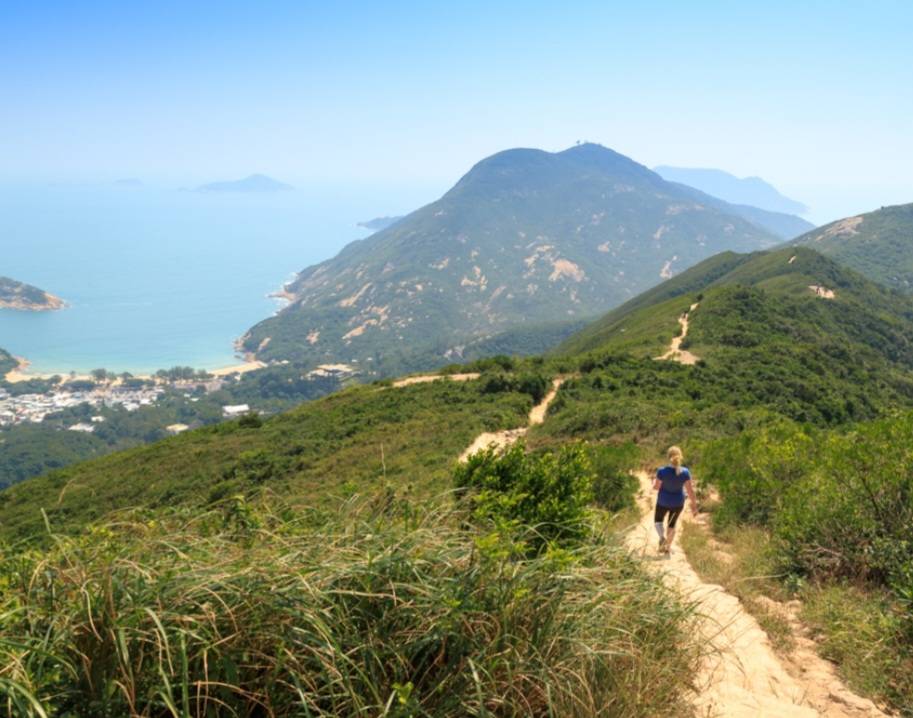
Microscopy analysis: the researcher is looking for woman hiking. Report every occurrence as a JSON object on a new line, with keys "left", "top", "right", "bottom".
{"left": 653, "top": 445, "right": 698, "bottom": 554}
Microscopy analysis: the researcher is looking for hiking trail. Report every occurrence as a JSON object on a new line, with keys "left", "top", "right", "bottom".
{"left": 392, "top": 372, "right": 480, "bottom": 388}
{"left": 656, "top": 302, "right": 700, "bottom": 365}
{"left": 459, "top": 377, "right": 564, "bottom": 461}
{"left": 626, "top": 471, "right": 888, "bottom": 718}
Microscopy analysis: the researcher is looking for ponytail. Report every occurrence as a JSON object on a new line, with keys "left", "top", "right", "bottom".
{"left": 667, "top": 445, "right": 684, "bottom": 476}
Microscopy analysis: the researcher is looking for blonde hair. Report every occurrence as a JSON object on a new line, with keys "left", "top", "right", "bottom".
{"left": 667, "top": 446, "right": 684, "bottom": 475}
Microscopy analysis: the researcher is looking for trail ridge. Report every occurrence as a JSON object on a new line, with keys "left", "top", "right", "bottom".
{"left": 656, "top": 302, "right": 700, "bottom": 364}
{"left": 459, "top": 377, "right": 564, "bottom": 462}
{"left": 626, "top": 471, "right": 888, "bottom": 717}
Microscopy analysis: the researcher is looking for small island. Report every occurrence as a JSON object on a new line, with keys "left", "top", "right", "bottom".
{"left": 195, "top": 174, "right": 293, "bottom": 193}
{"left": 0, "top": 276, "right": 66, "bottom": 311}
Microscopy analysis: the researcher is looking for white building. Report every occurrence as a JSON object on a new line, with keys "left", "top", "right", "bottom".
{"left": 222, "top": 404, "right": 251, "bottom": 418}
{"left": 67, "top": 423, "right": 95, "bottom": 433}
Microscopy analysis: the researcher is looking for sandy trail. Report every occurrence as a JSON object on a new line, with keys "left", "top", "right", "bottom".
{"left": 392, "top": 372, "right": 480, "bottom": 388}
{"left": 626, "top": 471, "right": 888, "bottom": 718}
{"left": 459, "top": 377, "right": 564, "bottom": 461}
{"left": 656, "top": 302, "right": 700, "bottom": 365}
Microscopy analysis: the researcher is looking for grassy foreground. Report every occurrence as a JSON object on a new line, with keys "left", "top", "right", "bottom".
{"left": 0, "top": 495, "right": 698, "bottom": 717}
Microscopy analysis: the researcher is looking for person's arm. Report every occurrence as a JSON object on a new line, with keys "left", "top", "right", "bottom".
{"left": 685, "top": 477, "right": 698, "bottom": 514}
{"left": 652, "top": 470, "right": 662, "bottom": 491}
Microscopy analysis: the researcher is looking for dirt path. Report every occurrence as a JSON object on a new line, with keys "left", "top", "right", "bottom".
{"left": 656, "top": 302, "right": 700, "bottom": 365}
{"left": 391, "top": 372, "right": 480, "bottom": 388}
{"left": 459, "top": 377, "right": 564, "bottom": 462}
{"left": 626, "top": 472, "right": 888, "bottom": 718}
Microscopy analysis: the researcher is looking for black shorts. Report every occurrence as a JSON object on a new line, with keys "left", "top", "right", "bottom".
{"left": 654, "top": 504, "right": 684, "bottom": 528}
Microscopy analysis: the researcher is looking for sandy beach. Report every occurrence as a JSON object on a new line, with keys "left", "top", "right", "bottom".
{"left": 210, "top": 360, "right": 267, "bottom": 377}
{"left": 4, "top": 356, "right": 267, "bottom": 384}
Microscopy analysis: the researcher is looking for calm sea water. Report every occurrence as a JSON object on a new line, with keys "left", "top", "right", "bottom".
{"left": 0, "top": 183, "right": 420, "bottom": 374}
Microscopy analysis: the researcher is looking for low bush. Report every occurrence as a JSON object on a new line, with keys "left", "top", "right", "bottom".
{"left": 453, "top": 442, "right": 594, "bottom": 551}
{"left": 699, "top": 413, "right": 913, "bottom": 713}
{"left": 586, "top": 443, "right": 640, "bottom": 512}
{"left": 480, "top": 372, "right": 550, "bottom": 402}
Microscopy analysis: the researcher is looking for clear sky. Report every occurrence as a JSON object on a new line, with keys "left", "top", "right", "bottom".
{"left": 2, "top": 1, "right": 911, "bottom": 223}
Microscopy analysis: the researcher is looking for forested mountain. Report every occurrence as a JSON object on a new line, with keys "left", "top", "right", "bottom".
{"left": 242, "top": 144, "right": 778, "bottom": 374}
{"left": 789, "top": 202, "right": 913, "bottom": 292}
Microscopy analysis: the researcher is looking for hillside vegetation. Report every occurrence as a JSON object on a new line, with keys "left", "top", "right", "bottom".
{"left": 8, "top": 244, "right": 913, "bottom": 714}
{"left": 699, "top": 415, "right": 913, "bottom": 712}
{"left": 242, "top": 143, "right": 777, "bottom": 376}
{"left": 0, "top": 375, "right": 536, "bottom": 540}
{"left": 790, "top": 202, "right": 913, "bottom": 292}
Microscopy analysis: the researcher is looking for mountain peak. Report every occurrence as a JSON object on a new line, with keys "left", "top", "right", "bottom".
{"left": 240, "top": 144, "right": 777, "bottom": 375}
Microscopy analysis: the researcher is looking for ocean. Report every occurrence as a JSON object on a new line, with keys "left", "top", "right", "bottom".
{"left": 0, "top": 182, "right": 422, "bottom": 374}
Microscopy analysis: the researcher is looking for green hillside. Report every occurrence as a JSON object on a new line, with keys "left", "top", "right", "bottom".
{"left": 8, "top": 245, "right": 913, "bottom": 715}
{"left": 242, "top": 143, "right": 778, "bottom": 376}
{"left": 790, "top": 202, "right": 913, "bottom": 292}
{"left": 542, "top": 247, "right": 913, "bottom": 451}
{"left": 0, "top": 375, "right": 535, "bottom": 540}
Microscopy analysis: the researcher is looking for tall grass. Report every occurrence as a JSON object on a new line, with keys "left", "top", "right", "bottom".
{"left": 0, "top": 497, "right": 698, "bottom": 717}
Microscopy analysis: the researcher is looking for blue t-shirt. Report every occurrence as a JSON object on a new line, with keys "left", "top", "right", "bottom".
{"left": 656, "top": 465, "right": 691, "bottom": 508}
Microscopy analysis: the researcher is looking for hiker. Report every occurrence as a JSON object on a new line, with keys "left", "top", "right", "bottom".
{"left": 653, "top": 445, "right": 698, "bottom": 554}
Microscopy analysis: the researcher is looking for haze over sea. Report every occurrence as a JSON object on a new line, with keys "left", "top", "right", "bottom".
{"left": 0, "top": 182, "right": 427, "bottom": 374}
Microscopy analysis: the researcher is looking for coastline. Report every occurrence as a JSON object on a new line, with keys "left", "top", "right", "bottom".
{"left": 0, "top": 292, "right": 67, "bottom": 312}
{"left": 3, "top": 355, "right": 267, "bottom": 385}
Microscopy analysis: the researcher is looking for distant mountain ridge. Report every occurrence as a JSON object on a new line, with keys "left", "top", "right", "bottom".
{"left": 196, "top": 174, "right": 293, "bottom": 193}
{"left": 655, "top": 166, "right": 808, "bottom": 215}
{"left": 667, "top": 182, "right": 814, "bottom": 240}
{"left": 241, "top": 143, "right": 778, "bottom": 374}
{"left": 788, "top": 203, "right": 913, "bottom": 292}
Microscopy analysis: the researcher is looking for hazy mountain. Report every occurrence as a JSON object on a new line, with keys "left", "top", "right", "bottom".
{"left": 196, "top": 174, "right": 293, "bottom": 193}
{"left": 789, "top": 202, "right": 913, "bottom": 292}
{"left": 0, "top": 276, "right": 65, "bottom": 312}
{"left": 358, "top": 216, "right": 405, "bottom": 231}
{"left": 667, "top": 182, "right": 814, "bottom": 240}
{"left": 362, "top": 195, "right": 812, "bottom": 242}
{"left": 654, "top": 166, "right": 808, "bottom": 215}
{"left": 240, "top": 144, "right": 778, "bottom": 375}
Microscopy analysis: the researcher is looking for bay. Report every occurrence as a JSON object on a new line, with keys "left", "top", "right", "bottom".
{"left": 0, "top": 182, "right": 418, "bottom": 374}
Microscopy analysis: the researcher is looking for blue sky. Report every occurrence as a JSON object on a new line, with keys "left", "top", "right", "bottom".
{"left": 2, "top": 1, "right": 911, "bottom": 222}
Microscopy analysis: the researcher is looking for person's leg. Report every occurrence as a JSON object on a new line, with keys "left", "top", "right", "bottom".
{"left": 665, "top": 507, "right": 684, "bottom": 550}
{"left": 654, "top": 505, "right": 667, "bottom": 547}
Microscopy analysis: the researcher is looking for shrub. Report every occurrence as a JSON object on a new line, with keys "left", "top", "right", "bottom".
{"left": 227, "top": 449, "right": 284, "bottom": 484}
{"left": 453, "top": 442, "right": 594, "bottom": 550}
{"left": 586, "top": 443, "right": 640, "bottom": 511}
{"left": 480, "top": 372, "right": 550, "bottom": 402}
{"left": 238, "top": 411, "right": 263, "bottom": 428}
